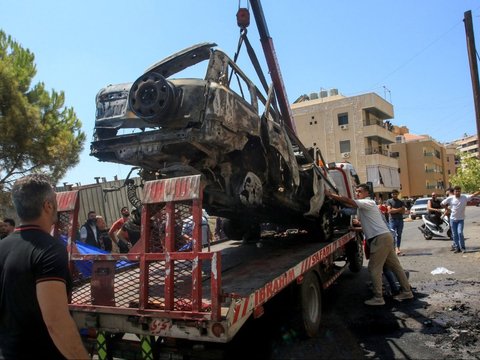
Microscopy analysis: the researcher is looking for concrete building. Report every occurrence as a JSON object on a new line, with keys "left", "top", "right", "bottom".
{"left": 445, "top": 134, "right": 479, "bottom": 161}
{"left": 291, "top": 90, "right": 399, "bottom": 199}
{"left": 390, "top": 133, "right": 456, "bottom": 198}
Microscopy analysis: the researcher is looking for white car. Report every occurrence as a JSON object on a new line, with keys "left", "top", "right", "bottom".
{"left": 409, "top": 197, "right": 430, "bottom": 220}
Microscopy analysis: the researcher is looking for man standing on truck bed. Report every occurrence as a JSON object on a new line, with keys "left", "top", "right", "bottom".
{"left": 109, "top": 206, "right": 130, "bottom": 253}
{"left": 0, "top": 174, "right": 89, "bottom": 359}
{"left": 325, "top": 183, "right": 413, "bottom": 306}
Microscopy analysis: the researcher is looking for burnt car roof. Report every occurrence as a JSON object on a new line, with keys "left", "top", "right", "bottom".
{"left": 144, "top": 42, "right": 217, "bottom": 78}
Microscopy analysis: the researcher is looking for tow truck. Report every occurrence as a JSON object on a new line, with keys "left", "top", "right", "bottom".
{"left": 58, "top": 2, "right": 365, "bottom": 359}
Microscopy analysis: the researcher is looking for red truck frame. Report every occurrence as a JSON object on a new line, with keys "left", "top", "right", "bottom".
{"left": 56, "top": 171, "right": 363, "bottom": 359}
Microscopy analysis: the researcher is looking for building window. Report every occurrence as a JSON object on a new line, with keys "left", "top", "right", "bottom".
{"left": 338, "top": 113, "right": 348, "bottom": 126}
{"left": 340, "top": 140, "right": 351, "bottom": 153}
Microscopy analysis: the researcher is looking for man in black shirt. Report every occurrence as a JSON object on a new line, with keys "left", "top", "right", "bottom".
{"left": 427, "top": 192, "right": 443, "bottom": 227}
{"left": 0, "top": 174, "right": 88, "bottom": 359}
{"left": 80, "top": 210, "right": 100, "bottom": 247}
{"left": 387, "top": 189, "right": 406, "bottom": 256}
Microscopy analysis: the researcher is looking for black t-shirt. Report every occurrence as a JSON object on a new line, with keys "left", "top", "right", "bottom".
{"left": 0, "top": 225, "right": 71, "bottom": 359}
{"left": 386, "top": 198, "right": 405, "bottom": 220}
{"left": 429, "top": 198, "right": 442, "bottom": 212}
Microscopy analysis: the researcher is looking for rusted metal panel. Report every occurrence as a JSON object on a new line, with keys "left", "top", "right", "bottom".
{"left": 91, "top": 261, "right": 116, "bottom": 306}
{"left": 56, "top": 191, "right": 79, "bottom": 212}
{"left": 142, "top": 175, "right": 202, "bottom": 203}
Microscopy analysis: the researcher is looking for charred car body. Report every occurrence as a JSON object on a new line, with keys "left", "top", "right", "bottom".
{"left": 91, "top": 43, "right": 333, "bottom": 239}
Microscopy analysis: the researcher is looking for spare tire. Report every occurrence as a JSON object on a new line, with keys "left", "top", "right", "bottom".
{"left": 129, "top": 72, "right": 175, "bottom": 123}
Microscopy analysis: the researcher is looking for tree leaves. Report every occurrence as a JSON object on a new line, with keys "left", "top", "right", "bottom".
{"left": 0, "top": 29, "right": 85, "bottom": 190}
{"left": 449, "top": 152, "right": 480, "bottom": 193}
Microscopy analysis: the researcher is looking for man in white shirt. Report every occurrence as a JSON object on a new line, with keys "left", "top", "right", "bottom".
{"left": 441, "top": 186, "right": 480, "bottom": 253}
{"left": 325, "top": 183, "right": 413, "bottom": 306}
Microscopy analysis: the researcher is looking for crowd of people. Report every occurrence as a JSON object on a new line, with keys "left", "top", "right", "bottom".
{"left": 75, "top": 206, "right": 226, "bottom": 253}
{"left": 327, "top": 182, "right": 480, "bottom": 307}
{"left": 76, "top": 207, "right": 141, "bottom": 253}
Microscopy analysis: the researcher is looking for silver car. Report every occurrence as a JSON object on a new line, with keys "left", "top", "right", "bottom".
{"left": 409, "top": 197, "right": 430, "bottom": 220}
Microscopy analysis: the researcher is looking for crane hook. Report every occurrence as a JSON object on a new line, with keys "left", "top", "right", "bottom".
{"left": 236, "top": 7, "right": 250, "bottom": 29}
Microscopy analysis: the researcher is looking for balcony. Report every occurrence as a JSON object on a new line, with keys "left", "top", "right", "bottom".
{"left": 363, "top": 123, "right": 395, "bottom": 144}
{"left": 365, "top": 148, "right": 396, "bottom": 157}
{"left": 364, "top": 147, "right": 399, "bottom": 167}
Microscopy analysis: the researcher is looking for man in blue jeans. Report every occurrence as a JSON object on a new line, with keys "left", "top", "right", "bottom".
{"left": 441, "top": 186, "right": 480, "bottom": 253}
{"left": 387, "top": 189, "right": 406, "bottom": 255}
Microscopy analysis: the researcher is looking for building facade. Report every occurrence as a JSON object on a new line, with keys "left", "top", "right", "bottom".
{"left": 291, "top": 90, "right": 400, "bottom": 199}
{"left": 390, "top": 133, "right": 456, "bottom": 198}
{"left": 449, "top": 134, "right": 479, "bottom": 158}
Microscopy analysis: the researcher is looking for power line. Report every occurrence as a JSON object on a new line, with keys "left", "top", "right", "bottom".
{"left": 371, "top": 20, "right": 464, "bottom": 89}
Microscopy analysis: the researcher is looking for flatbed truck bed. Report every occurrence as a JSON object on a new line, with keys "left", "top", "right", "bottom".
{"left": 56, "top": 175, "right": 363, "bottom": 359}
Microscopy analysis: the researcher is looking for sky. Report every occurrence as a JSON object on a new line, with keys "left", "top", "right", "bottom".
{"left": 1, "top": 0, "right": 480, "bottom": 186}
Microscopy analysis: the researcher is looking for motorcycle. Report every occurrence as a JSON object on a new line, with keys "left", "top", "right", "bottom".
{"left": 418, "top": 211, "right": 451, "bottom": 240}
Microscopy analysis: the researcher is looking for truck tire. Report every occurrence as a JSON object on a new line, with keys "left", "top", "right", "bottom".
{"left": 296, "top": 271, "right": 322, "bottom": 338}
{"left": 346, "top": 233, "right": 364, "bottom": 273}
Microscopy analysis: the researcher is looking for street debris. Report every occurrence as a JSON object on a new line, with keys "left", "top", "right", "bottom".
{"left": 431, "top": 267, "right": 454, "bottom": 275}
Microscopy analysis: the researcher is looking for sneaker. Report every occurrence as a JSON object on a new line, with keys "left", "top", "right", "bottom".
{"left": 364, "top": 297, "right": 385, "bottom": 306}
{"left": 393, "top": 291, "right": 414, "bottom": 301}
{"left": 454, "top": 249, "right": 461, "bottom": 253}
{"left": 449, "top": 247, "right": 457, "bottom": 251}
{"left": 462, "top": 249, "right": 467, "bottom": 253}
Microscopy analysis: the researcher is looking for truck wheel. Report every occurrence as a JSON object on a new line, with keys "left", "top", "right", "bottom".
{"left": 297, "top": 271, "right": 322, "bottom": 338}
{"left": 346, "top": 232, "right": 364, "bottom": 273}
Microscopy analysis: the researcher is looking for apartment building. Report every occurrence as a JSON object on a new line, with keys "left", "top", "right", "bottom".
{"left": 390, "top": 133, "right": 456, "bottom": 198}
{"left": 446, "top": 134, "right": 479, "bottom": 160}
{"left": 291, "top": 90, "right": 399, "bottom": 199}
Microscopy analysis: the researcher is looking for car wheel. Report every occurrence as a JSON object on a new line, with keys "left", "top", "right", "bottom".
{"left": 346, "top": 232, "right": 364, "bottom": 273}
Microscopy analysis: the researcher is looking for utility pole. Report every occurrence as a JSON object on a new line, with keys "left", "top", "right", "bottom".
{"left": 464, "top": 10, "right": 480, "bottom": 155}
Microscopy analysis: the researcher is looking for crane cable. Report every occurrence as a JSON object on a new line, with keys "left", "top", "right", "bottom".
{"left": 234, "top": 6, "right": 338, "bottom": 192}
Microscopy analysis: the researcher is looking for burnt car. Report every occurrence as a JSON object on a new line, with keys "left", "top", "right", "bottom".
{"left": 91, "top": 43, "right": 332, "bottom": 240}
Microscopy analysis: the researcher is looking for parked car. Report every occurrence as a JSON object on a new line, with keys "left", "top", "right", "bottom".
{"left": 467, "top": 196, "right": 480, "bottom": 206}
{"left": 409, "top": 197, "right": 430, "bottom": 220}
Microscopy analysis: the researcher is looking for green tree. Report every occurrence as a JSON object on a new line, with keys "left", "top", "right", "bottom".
{"left": 449, "top": 152, "right": 480, "bottom": 193}
{"left": 0, "top": 30, "right": 85, "bottom": 191}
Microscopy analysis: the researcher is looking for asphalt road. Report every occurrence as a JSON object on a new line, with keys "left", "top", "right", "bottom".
{"left": 266, "top": 207, "right": 480, "bottom": 360}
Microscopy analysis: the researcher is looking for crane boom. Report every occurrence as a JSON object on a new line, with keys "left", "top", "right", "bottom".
{"left": 248, "top": 0, "right": 297, "bottom": 135}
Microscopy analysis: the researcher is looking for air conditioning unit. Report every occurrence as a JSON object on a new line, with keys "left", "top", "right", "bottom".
{"left": 341, "top": 152, "right": 351, "bottom": 158}
{"left": 340, "top": 124, "right": 348, "bottom": 130}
